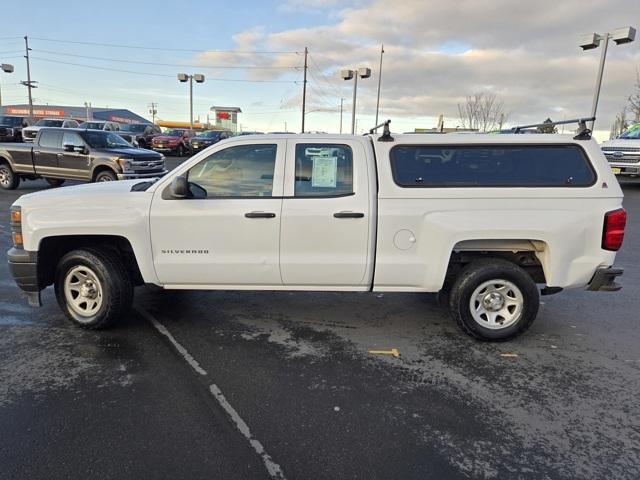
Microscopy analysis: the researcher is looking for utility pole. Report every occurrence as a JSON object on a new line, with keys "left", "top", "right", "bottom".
{"left": 374, "top": 44, "right": 384, "bottom": 126}
{"left": 339, "top": 97, "right": 344, "bottom": 134}
{"left": 84, "top": 102, "right": 92, "bottom": 121}
{"left": 149, "top": 102, "right": 158, "bottom": 123}
{"left": 22, "top": 35, "right": 37, "bottom": 119}
{"left": 301, "top": 46, "right": 308, "bottom": 133}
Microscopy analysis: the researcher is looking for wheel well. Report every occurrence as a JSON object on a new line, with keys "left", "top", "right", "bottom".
{"left": 37, "top": 235, "right": 143, "bottom": 288}
{"left": 92, "top": 166, "right": 117, "bottom": 181}
{"left": 445, "top": 246, "right": 547, "bottom": 287}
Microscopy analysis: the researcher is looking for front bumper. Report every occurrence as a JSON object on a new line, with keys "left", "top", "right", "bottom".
{"left": 7, "top": 247, "right": 42, "bottom": 306}
{"left": 608, "top": 163, "right": 640, "bottom": 176}
{"left": 117, "top": 169, "right": 168, "bottom": 180}
{"left": 587, "top": 267, "right": 623, "bottom": 292}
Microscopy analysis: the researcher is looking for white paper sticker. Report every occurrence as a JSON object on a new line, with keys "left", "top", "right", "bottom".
{"left": 311, "top": 156, "right": 337, "bottom": 188}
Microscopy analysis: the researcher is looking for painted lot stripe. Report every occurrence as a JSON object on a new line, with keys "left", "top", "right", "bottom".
{"left": 138, "top": 308, "right": 286, "bottom": 480}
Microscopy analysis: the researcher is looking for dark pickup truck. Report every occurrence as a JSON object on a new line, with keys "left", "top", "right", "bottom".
{"left": 0, "top": 128, "right": 167, "bottom": 190}
{"left": 0, "top": 115, "right": 34, "bottom": 142}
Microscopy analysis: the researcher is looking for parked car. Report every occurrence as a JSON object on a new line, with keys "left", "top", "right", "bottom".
{"left": 22, "top": 118, "right": 80, "bottom": 142}
{"left": 601, "top": 123, "right": 640, "bottom": 177}
{"left": 0, "top": 115, "right": 34, "bottom": 142}
{"left": 237, "top": 131, "right": 264, "bottom": 136}
{"left": 189, "top": 130, "right": 231, "bottom": 153}
{"left": 79, "top": 120, "right": 121, "bottom": 132}
{"left": 0, "top": 128, "right": 166, "bottom": 189}
{"left": 151, "top": 129, "right": 194, "bottom": 156}
{"left": 118, "top": 123, "right": 162, "bottom": 149}
{"left": 6, "top": 125, "right": 626, "bottom": 341}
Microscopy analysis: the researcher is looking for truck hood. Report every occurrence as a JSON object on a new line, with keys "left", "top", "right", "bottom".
{"left": 98, "top": 147, "right": 162, "bottom": 159}
{"left": 601, "top": 138, "right": 640, "bottom": 149}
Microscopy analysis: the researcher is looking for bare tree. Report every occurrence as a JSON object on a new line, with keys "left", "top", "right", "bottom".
{"left": 628, "top": 69, "right": 640, "bottom": 123}
{"left": 457, "top": 92, "right": 507, "bottom": 132}
{"left": 610, "top": 106, "right": 629, "bottom": 139}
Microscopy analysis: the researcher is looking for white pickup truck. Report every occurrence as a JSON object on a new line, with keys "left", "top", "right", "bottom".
{"left": 7, "top": 123, "right": 627, "bottom": 341}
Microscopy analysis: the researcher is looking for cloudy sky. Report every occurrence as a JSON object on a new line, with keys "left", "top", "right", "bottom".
{"left": 1, "top": 0, "right": 639, "bottom": 139}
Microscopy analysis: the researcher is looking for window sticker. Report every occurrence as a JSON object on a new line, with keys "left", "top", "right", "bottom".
{"left": 311, "top": 156, "right": 337, "bottom": 187}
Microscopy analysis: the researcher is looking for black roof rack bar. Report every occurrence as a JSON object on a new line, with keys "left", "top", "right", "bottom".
{"left": 369, "top": 119, "right": 394, "bottom": 142}
{"left": 511, "top": 117, "right": 595, "bottom": 133}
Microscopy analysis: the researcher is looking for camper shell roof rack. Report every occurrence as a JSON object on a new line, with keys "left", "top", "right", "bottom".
{"left": 511, "top": 117, "right": 595, "bottom": 140}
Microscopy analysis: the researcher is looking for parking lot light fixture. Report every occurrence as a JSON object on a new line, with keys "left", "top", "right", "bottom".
{"left": 178, "top": 73, "right": 205, "bottom": 132}
{"left": 341, "top": 67, "right": 371, "bottom": 134}
{"left": 580, "top": 27, "right": 636, "bottom": 130}
{"left": 0, "top": 63, "right": 15, "bottom": 107}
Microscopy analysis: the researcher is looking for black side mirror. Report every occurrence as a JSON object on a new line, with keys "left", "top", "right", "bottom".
{"left": 63, "top": 143, "right": 75, "bottom": 152}
{"left": 170, "top": 176, "right": 189, "bottom": 198}
{"left": 74, "top": 145, "right": 88, "bottom": 154}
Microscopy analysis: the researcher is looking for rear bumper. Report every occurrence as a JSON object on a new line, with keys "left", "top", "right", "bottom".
{"left": 587, "top": 267, "right": 623, "bottom": 292}
{"left": 7, "top": 247, "right": 42, "bottom": 306}
{"left": 117, "top": 170, "right": 168, "bottom": 180}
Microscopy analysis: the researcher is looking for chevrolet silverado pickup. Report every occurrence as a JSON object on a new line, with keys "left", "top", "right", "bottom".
{"left": 0, "top": 128, "right": 167, "bottom": 189}
{"left": 7, "top": 122, "right": 626, "bottom": 341}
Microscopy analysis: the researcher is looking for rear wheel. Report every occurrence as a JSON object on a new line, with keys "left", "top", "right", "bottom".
{"left": 95, "top": 170, "right": 117, "bottom": 182}
{"left": 45, "top": 178, "right": 65, "bottom": 187}
{"left": 449, "top": 259, "right": 539, "bottom": 341}
{"left": 0, "top": 162, "right": 19, "bottom": 190}
{"left": 54, "top": 248, "right": 133, "bottom": 329}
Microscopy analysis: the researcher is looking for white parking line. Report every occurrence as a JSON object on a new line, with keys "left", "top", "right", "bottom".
{"left": 138, "top": 308, "right": 286, "bottom": 480}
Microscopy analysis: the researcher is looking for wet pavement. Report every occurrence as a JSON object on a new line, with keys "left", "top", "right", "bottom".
{"left": 1, "top": 165, "right": 639, "bottom": 479}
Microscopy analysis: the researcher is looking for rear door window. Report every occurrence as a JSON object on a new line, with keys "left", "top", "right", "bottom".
{"left": 390, "top": 145, "right": 596, "bottom": 187}
{"left": 38, "top": 130, "right": 63, "bottom": 148}
{"left": 294, "top": 144, "right": 353, "bottom": 197}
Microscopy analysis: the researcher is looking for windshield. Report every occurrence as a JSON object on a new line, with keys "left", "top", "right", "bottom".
{"left": 619, "top": 127, "right": 640, "bottom": 139}
{"left": 36, "top": 119, "right": 64, "bottom": 127}
{"left": 0, "top": 116, "right": 24, "bottom": 126}
{"left": 80, "top": 122, "right": 105, "bottom": 130}
{"left": 81, "top": 131, "right": 132, "bottom": 149}
{"left": 163, "top": 129, "right": 185, "bottom": 137}
{"left": 120, "top": 124, "right": 147, "bottom": 132}
{"left": 196, "top": 131, "right": 221, "bottom": 139}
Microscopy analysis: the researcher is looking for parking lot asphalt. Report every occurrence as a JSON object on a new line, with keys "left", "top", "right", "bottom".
{"left": 1, "top": 161, "right": 639, "bottom": 479}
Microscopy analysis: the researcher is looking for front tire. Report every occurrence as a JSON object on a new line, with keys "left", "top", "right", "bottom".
{"left": 449, "top": 259, "right": 539, "bottom": 341}
{"left": 0, "top": 162, "right": 20, "bottom": 190}
{"left": 95, "top": 170, "right": 117, "bottom": 182}
{"left": 54, "top": 248, "right": 133, "bottom": 329}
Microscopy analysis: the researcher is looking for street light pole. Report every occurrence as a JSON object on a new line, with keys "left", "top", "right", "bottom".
{"left": 341, "top": 67, "right": 371, "bottom": 135}
{"left": 339, "top": 97, "right": 344, "bottom": 134}
{"left": 351, "top": 73, "right": 358, "bottom": 135}
{"left": 0, "top": 63, "right": 15, "bottom": 107}
{"left": 374, "top": 44, "right": 384, "bottom": 126}
{"left": 178, "top": 73, "right": 205, "bottom": 132}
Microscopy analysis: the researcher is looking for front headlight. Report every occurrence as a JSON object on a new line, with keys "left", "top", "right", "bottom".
{"left": 117, "top": 158, "right": 133, "bottom": 171}
{"left": 10, "top": 206, "right": 23, "bottom": 248}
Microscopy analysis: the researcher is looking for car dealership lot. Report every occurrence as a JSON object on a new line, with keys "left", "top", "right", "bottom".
{"left": 1, "top": 169, "right": 639, "bottom": 479}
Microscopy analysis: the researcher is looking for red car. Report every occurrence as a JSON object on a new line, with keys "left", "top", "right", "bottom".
{"left": 150, "top": 129, "right": 195, "bottom": 156}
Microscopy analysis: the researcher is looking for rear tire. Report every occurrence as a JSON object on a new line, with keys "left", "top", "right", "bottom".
{"left": 45, "top": 178, "right": 65, "bottom": 187}
{"left": 0, "top": 162, "right": 19, "bottom": 190}
{"left": 54, "top": 248, "right": 133, "bottom": 329}
{"left": 449, "top": 259, "right": 539, "bottom": 341}
{"left": 95, "top": 170, "right": 117, "bottom": 182}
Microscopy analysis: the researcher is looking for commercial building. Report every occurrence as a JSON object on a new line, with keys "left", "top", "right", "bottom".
{"left": 0, "top": 104, "right": 150, "bottom": 124}
{"left": 210, "top": 106, "right": 242, "bottom": 133}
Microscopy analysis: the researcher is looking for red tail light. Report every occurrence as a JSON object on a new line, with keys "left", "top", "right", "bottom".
{"left": 602, "top": 208, "right": 626, "bottom": 251}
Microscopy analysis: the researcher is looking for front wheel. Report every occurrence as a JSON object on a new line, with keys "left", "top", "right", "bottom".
{"left": 0, "top": 163, "right": 20, "bottom": 190}
{"left": 95, "top": 170, "right": 117, "bottom": 182}
{"left": 54, "top": 248, "right": 133, "bottom": 329}
{"left": 449, "top": 259, "right": 539, "bottom": 341}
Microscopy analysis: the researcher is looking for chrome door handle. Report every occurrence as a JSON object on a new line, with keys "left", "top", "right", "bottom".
{"left": 333, "top": 212, "right": 364, "bottom": 218}
{"left": 245, "top": 212, "right": 276, "bottom": 219}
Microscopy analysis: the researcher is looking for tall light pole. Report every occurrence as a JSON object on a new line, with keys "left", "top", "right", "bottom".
{"left": 178, "top": 73, "right": 205, "bottom": 131}
{"left": 339, "top": 97, "right": 345, "bottom": 134}
{"left": 374, "top": 44, "right": 384, "bottom": 126}
{"left": 341, "top": 67, "right": 371, "bottom": 134}
{"left": 579, "top": 26, "right": 635, "bottom": 130}
{"left": 0, "top": 63, "right": 14, "bottom": 107}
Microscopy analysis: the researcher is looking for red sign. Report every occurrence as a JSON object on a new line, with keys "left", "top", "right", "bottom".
{"left": 7, "top": 107, "right": 65, "bottom": 117}
{"left": 217, "top": 112, "right": 230, "bottom": 120}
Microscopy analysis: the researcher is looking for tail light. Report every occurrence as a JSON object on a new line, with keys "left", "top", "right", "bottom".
{"left": 602, "top": 208, "right": 626, "bottom": 251}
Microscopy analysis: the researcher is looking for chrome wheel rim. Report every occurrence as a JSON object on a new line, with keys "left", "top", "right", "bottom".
{"left": 64, "top": 266, "right": 103, "bottom": 320}
{"left": 470, "top": 279, "right": 523, "bottom": 329}
{"left": 0, "top": 166, "right": 10, "bottom": 186}
{"left": 98, "top": 175, "right": 113, "bottom": 182}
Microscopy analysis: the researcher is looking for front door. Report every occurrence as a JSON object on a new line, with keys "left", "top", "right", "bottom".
{"left": 150, "top": 140, "right": 286, "bottom": 286}
{"left": 57, "top": 131, "right": 92, "bottom": 181}
{"left": 280, "top": 140, "right": 372, "bottom": 287}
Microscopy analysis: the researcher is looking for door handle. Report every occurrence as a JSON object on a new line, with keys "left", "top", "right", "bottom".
{"left": 333, "top": 212, "right": 365, "bottom": 218}
{"left": 245, "top": 212, "right": 276, "bottom": 219}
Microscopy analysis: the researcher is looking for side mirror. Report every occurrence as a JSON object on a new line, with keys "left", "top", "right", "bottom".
{"left": 74, "top": 145, "right": 88, "bottom": 154}
{"left": 63, "top": 143, "right": 75, "bottom": 152}
{"left": 170, "top": 176, "right": 189, "bottom": 198}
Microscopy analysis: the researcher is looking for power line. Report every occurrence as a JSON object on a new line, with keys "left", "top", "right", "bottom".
{"left": 308, "top": 55, "right": 344, "bottom": 98}
{"left": 30, "top": 37, "right": 300, "bottom": 54}
{"left": 31, "top": 56, "right": 300, "bottom": 83}
{"left": 34, "top": 48, "right": 300, "bottom": 69}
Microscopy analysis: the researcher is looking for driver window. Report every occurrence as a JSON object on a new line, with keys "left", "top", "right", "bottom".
{"left": 62, "top": 132, "right": 85, "bottom": 149}
{"left": 188, "top": 144, "right": 277, "bottom": 197}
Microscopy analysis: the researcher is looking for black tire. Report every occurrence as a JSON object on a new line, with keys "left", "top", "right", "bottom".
{"left": 45, "top": 178, "right": 65, "bottom": 187}
{"left": 449, "top": 259, "right": 539, "bottom": 341}
{"left": 0, "top": 162, "right": 20, "bottom": 190}
{"left": 54, "top": 248, "right": 133, "bottom": 329}
{"left": 95, "top": 170, "right": 117, "bottom": 182}
{"left": 177, "top": 144, "right": 185, "bottom": 157}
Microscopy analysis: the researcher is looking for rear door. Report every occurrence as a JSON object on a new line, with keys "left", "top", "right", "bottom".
{"left": 280, "top": 140, "right": 372, "bottom": 287}
{"left": 33, "top": 129, "right": 63, "bottom": 177}
{"left": 150, "top": 139, "right": 286, "bottom": 286}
